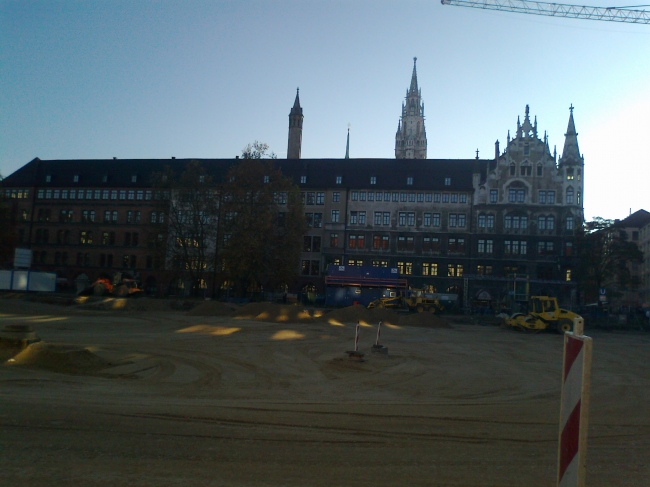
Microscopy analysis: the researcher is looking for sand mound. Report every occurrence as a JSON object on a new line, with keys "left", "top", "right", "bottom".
{"left": 316, "top": 305, "right": 450, "bottom": 328}
{"left": 77, "top": 297, "right": 199, "bottom": 312}
{"left": 232, "top": 303, "right": 315, "bottom": 323}
{"left": 7, "top": 342, "right": 110, "bottom": 374}
{"left": 399, "top": 312, "right": 451, "bottom": 328}
{"left": 186, "top": 301, "right": 239, "bottom": 316}
{"left": 317, "top": 305, "right": 400, "bottom": 326}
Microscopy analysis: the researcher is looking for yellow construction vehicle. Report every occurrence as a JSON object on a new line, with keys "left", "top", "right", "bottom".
{"left": 504, "top": 296, "right": 581, "bottom": 333}
{"left": 367, "top": 288, "right": 443, "bottom": 313}
{"left": 367, "top": 295, "right": 405, "bottom": 310}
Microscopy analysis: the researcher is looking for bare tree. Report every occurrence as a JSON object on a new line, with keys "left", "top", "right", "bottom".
{"left": 154, "top": 161, "right": 220, "bottom": 296}
{"left": 219, "top": 154, "right": 305, "bottom": 297}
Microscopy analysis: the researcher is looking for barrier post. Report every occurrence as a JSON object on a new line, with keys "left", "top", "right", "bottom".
{"left": 557, "top": 317, "right": 592, "bottom": 487}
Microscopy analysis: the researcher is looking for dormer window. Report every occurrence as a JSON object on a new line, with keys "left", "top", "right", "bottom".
{"left": 73, "top": 175, "right": 79, "bottom": 183}
{"left": 45, "top": 175, "right": 52, "bottom": 183}
{"left": 263, "top": 175, "right": 269, "bottom": 183}
{"left": 336, "top": 176, "right": 342, "bottom": 185}
{"left": 102, "top": 175, "right": 108, "bottom": 183}
{"left": 407, "top": 177, "right": 413, "bottom": 185}
{"left": 131, "top": 175, "right": 138, "bottom": 183}
{"left": 300, "top": 176, "right": 307, "bottom": 184}
{"left": 200, "top": 175, "right": 206, "bottom": 183}
{"left": 444, "top": 177, "right": 451, "bottom": 186}
{"left": 370, "top": 176, "right": 376, "bottom": 185}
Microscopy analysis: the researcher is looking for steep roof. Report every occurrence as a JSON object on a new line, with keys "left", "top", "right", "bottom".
{"left": 2, "top": 157, "right": 486, "bottom": 192}
{"left": 618, "top": 209, "right": 650, "bottom": 229}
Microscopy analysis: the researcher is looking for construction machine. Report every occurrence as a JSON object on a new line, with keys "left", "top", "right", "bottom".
{"left": 504, "top": 296, "right": 581, "bottom": 333}
{"left": 367, "top": 288, "right": 443, "bottom": 313}
{"left": 90, "top": 272, "right": 143, "bottom": 298}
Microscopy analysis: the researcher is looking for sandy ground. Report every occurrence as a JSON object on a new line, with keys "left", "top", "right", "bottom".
{"left": 1, "top": 299, "right": 649, "bottom": 487}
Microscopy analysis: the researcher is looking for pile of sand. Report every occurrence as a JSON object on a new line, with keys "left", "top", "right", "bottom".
{"left": 186, "top": 301, "right": 239, "bottom": 316}
{"left": 6, "top": 342, "right": 110, "bottom": 374}
{"left": 232, "top": 303, "right": 316, "bottom": 323}
{"left": 77, "top": 297, "right": 199, "bottom": 312}
{"left": 316, "top": 304, "right": 450, "bottom": 328}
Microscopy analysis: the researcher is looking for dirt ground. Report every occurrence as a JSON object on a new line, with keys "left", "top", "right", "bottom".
{"left": 1, "top": 298, "right": 649, "bottom": 486}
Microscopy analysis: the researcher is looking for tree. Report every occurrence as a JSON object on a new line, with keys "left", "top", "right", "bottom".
{"left": 219, "top": 148, "right": 305, "bottom": 297}
{"left": 154, "top": 161, "right": 220, "bottom": 296}
{"left": 575, "top": 217, "right": 644, "bottom": 305}
{"left": 240, "top": 141, "right": 277, "bottom": 160}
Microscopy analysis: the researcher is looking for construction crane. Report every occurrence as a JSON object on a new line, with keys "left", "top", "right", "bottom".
{"left": 441, "top": 0, "right": 650, "bottom": 24}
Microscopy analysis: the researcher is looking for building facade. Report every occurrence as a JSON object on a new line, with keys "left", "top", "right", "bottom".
{"left": 1, "top": 62, "right": 583, "bottom": 306}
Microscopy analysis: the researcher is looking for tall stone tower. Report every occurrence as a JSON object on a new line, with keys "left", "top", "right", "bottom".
{"left": 558, "top": 105, "right": 584, "bottom": 212}
{"left": 287, "top": 88, "right": 303, "bottom": 159}
{"left": 395, "top": 58, "right": 427, "bottom": 159}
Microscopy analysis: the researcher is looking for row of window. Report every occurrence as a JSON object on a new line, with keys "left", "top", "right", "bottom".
{"left": 31, "top": 208, "right": 166, "bottom": 225}
{"left": 34, "top": 229, "right": 140, "bottom": 247}
{"left": 325, "top": 233, "right": 573, "bottom": 256}
{"left": 2, "top": 188, "right": 30, "bottom": 199}
{"left": 33, "top": 251, "right": 143, "bottom": 269}
{"left": 332, "top": 258, "right": 572, "bottom": 281}
{"left": 35, "top": 188, "right": 174, "bottom": 201}
{"left": 350, "top": 191, "right": 467, "bottom": 204}
{"left": 44, "top": 174, "right": 140, "bottom": 184}
{"left": 478, "top": 214, "right": 575, "bottom": 230}
{"left": 302, "top": 176, "right": 453, "bottom": 186}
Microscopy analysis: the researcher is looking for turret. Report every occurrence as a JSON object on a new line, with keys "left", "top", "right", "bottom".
{"left": 287, "top": 88, "right": 303, "bottom": 159}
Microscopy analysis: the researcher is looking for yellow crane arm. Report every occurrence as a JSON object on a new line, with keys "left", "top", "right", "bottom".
{"left": 440, "top": 0, "right": 650, "bottom": 24}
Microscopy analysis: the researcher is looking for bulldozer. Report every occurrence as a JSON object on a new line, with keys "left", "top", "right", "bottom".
{"left": 90, "top": 272, "right": 143, "bottom": 298}
{"left": 504, "top": 296, "right": 581, "bottom": 334}
{"left": 367, "top": 288, "right": 443, "bottom": 314}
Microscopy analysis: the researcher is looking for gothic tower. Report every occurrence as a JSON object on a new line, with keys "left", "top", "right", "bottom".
{"left": 558, "top": 105, "right": 584, "bottom": 211}
{"left": 395, "top": 58, "right": 427, "bottom": 159}
{"left": 287, "top": 88, "right": 303, "bottom": 159}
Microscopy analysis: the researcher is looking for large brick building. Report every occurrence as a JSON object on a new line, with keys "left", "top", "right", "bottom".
{"left": 1, "top": 61, "right": 584, "bottom": 306}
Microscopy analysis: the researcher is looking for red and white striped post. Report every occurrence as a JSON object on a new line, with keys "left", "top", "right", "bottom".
{"left": 557, "top": 317, "right": 592, "bottom": 487}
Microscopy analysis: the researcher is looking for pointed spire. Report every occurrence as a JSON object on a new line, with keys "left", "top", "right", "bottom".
{"left": 533, "top": 115, "right": 538, "bottom": 137}
{"left": 561, "top": 104, "right": 581, "bottom": 163}
{"left": 495, "top": 140, "right": 500, "bottom": 160}
{"left": 409, "top": 57, "right": 418, "bottom": 93}
{"left": 291, "top": 88, "right": 301, "bottom": 112}
{"left": 507, "top": 130, "right": 511, "bottom": 143}
{"left": 345, "top": 126, "right": 350, "bottom": 159}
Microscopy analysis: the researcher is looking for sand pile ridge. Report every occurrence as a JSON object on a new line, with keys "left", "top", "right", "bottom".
{"left": 316, "top": 304, "right": 450, "bottom": 328}
{"left": 232, "top": 303, "right": 315, "bottom": 323}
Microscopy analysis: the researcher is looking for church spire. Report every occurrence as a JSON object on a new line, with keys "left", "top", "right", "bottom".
{"left": 395, "top": 58, "right": 427, "bottom": 159}
{"left": 560, "top": 104, "right": 581, "bottom": 164}
{"left": 409, "top": 57, "right": 418, "bottom": 93}
{"left": 345, "top": 126, "right": 350, "bottom": 159}
{"left": 287, "top": 88, "right": 303, "bottom": 159}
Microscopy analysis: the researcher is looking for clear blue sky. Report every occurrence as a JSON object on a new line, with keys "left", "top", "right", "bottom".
{"left": 2, "top": 0, "right": 649, "bottom": 221}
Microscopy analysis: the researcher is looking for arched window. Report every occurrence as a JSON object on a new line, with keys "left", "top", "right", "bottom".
{"left": 566, "top": 187, "right": 574, "bottom": 204}
{"left": 509, "top": 163, "right": 516, "bottom": 176}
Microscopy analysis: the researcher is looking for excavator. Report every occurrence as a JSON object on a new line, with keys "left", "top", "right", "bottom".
{"left": 90, "top": 272, "right": 143, "bottom": 298}
{"left": 368, "top": 288, "right": 443, "bottom": 313}
{"left": 504, "top": 296, "right": 581, "bottom": 333}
